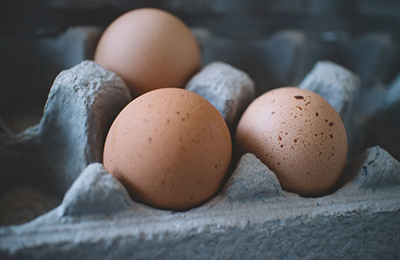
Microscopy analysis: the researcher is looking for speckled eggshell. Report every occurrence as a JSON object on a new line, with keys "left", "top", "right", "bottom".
{"left": 94, "top": 8, "right": 201, "bottom": 98}
{"left": 235, "top": 87, "right": 347, "bottom": 196}
{"left": 103, "top": 88, "right": 232, "bottom": 211}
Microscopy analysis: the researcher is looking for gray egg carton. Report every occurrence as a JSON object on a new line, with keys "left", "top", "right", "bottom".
{"left": 1, "top": 56, "right": 400, "bottom": 259}
{"left": 1, "top": 7, "right": 400, "bottom": 256}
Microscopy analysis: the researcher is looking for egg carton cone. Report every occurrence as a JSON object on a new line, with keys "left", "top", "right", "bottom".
{"left": 0, "top": 58, "right": 400, "bottom": 260}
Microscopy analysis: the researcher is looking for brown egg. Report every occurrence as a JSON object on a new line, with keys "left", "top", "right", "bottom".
{"left": 94, "top": 8, "right": 201, "bottom": 98}
{"left": 103, "top": 88, "right": 232, "bottom": 211}
{"left": 236, "top": 87, "right": 347, "bottom": 196}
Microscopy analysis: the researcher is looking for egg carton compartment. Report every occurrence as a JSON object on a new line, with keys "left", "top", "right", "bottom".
{"left": 1, "top": 2, "right": 400, "bottom": 259}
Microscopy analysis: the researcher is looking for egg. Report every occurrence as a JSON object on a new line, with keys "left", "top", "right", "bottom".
{"left": 94, "top": 8, "right": 201, "bottom": 98}
{"left": 103, "top": 88, "right": 232, "bottom": 211}
{"left": 235, "top": 87, "right": 347, "bottom": 196}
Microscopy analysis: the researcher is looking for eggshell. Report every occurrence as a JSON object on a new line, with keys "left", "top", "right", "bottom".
{"left": 103, "top": 88, "right": 232, "bottom": 211}
{"left": 235, "top": 87, "right": 347, "bottom": 196}
{"left": 94, "top": 8, "right": 201, "bottom": 98}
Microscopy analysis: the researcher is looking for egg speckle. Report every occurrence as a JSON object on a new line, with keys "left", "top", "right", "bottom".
{"left": 94, "top": 8, "right": 201, "bottom": 98}
{"left": 236, "top": 87, "right": 347, "bottom": 196}
{"left": 103, "top": 88, "right": 232, "bottom": 211}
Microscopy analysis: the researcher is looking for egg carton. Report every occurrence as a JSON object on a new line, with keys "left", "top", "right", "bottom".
{"left": 1, "top": 10, "right": 400, "bottom": 258}
{"left": 1, "top": 54, "right": 400, "bottom": 259}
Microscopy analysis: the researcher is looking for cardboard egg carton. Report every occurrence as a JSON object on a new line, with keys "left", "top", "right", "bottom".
{"left": 1, "top": 57, "right": 400, "bottom": 259}
{"left": 1, "top": 22, "right": 400, "bottom": 259}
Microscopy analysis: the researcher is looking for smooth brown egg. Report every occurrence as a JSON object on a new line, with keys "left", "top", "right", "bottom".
{"left": 236, "top": 87, "right": 347, "bottom": 196}
{"left": 94, "top": 8, "right": 201, "bottom": 98}
{"left": 103, "top": 88, "right": 232, "bottom": 211}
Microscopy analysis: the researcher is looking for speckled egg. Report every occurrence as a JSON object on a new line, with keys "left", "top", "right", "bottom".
{"left": 103, "top": 88, "right": 232, "bottom": 211}
{"left": 235, "top": 87, "right": 347, "bottom": 196}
